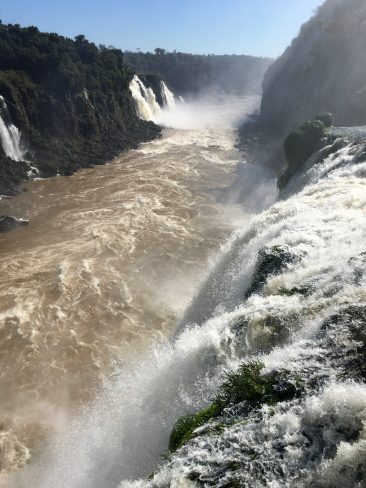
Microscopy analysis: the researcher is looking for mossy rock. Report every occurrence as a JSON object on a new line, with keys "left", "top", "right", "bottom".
{"left": 169, "top": 403, "right": 221, "bottom": 452}
{"left": 284, "top": 119, "right": 326, "bottom": 167}
{"left": 245, "top": 245, "right": 298, "bottom": 298}
{"left": 245, "top": 315, "right": 290, "bottom": 352}
{"left": 215, "top": 360, "right": 300, "bottom": 410}
{"left": 279, "top": 118, "right": 327, "bottom": 189}
{"left": 315, "top": 112, "right": 334, "bottom": 128}
{"left": 169, "top": 361, "right": 303, "bottom": 452}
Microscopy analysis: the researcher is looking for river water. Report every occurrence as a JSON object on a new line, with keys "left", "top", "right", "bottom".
{"left": 0, "top": 97, "right": 261, "bottom": 485}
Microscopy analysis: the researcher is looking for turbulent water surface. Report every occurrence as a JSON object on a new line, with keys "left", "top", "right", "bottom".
{"left": 3, "top": 92, "right": 366, "bottom": 488}
{"left": 0, "top": 97, "right": 264, "bottom": 486}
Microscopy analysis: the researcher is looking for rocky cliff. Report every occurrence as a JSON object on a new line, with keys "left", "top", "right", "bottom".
{"left": 260, "top": 0, "right": 366, "bottom": 136}
{"left": 0, "top": 24, "right": 161, "bottom": 195}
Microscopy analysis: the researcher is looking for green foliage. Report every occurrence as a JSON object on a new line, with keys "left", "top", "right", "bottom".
{"left": 169, "top": 403, "right": 220, "bottom": 452}
{"left": 169, "top": 361, "right": 303, "bottom": 452}
{"left": 0, "top": 23, "right": 161, "bottom": 180}
{"left": 279, "top": 118, "right": 328, "bottom": 189}
{"left": 216, "top": 361, "right": 266, "bottom": 407}
{"left": 0, "top": 24, "right": 131, "bottom": 96}
{"left": 215, "top": 361, "right": 299, "bottom": 410}
{"left": 245, "top": 245, "right": 297, "bottom": 298}
{"left": 315, "top": 112, "right": 334, "bottom": 127}
{"left": 124, "top": 50, "right": 272, "bottom": 96}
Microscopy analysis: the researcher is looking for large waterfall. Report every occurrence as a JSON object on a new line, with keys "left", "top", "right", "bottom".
{"left": 129, "top": 75, "right": 177, "bottom": 122}
{"left": 0, "top": 96, "right": 25, "bottom": 161}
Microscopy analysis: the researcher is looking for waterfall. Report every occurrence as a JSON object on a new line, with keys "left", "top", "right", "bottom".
{"left": 20, "top": 135, "right": 366, "bottom": 488}
{"left": 160, "top": 81, "right": 176, "bottom": 110}
{"left": 129, "top": 76, "right": 178, "bottom": 122}
{"left": 112, "top": 138, "right": 366, "bottom": 487}
{"left": 129, "top": 75, "right": 161, "bottom": 121}
{"left": 0, "top": 96, "right": 25, "bottom": 161}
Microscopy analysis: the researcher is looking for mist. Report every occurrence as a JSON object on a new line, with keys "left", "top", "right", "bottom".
{"left": 154, "top": 94, "right": 261, "bottom": 130}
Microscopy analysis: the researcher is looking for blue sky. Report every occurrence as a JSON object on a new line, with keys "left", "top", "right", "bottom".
{"left": 0, "top": 0, "right": 324, "bottom": 58}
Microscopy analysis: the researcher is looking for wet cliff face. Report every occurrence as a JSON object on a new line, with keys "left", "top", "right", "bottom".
{"left": 0, "top": 24, "right": 161, "bottom": 191}
{"left": 260, "top": 0, "right": 366, "bottom": 136}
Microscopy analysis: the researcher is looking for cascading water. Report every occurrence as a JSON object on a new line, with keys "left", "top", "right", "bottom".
{"left": 129, "top": 76, "right": 178, "bottom": 122}
{"left": 0, "top": 96, "right": 25, "bottom": 161}
{"left": 160, "top": 81, "right": 176, "bottom": 110}
{"left": 129, "top": 75, "right": 162, "bottom": 121}
{"left": 121, "top": 137, "right": 366, "bottom": 488}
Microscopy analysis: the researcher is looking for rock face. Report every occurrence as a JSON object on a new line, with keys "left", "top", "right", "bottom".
{"left": 0, "top": 24, "right": 161, "bottom": 193}
{"left": 0, "top": 215, "right": 28, "bottom": 233}
{"left": 260, "top": 0, "right": 366, "bottom": 135}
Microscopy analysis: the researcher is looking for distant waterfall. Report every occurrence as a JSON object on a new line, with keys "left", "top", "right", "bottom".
{"left": 129, "top": 75, "right": 161, "bottom": 122}
{"left": 0, "top": 96, "right": 25, "bottom": 161}
{"left": 160, "top": 81, "right": 176, "bottom": 110}
{"left": 129, "top": 75, "right": 178, "bottom": 122}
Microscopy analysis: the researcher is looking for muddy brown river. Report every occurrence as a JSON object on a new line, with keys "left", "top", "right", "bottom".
{"left": 0, "top": 98, "right": 258, "bottom": 485}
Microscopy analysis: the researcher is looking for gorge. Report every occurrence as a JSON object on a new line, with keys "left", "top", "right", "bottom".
{"left": 1, "top": 0, "right": 366, "bottom": 487}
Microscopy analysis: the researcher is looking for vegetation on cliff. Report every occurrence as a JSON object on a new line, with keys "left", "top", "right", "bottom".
{"left": 124, "top": 50, "right": 272, "bottom": 96}
{"left": 0, "top": 23, "right": 161, "bottom": 193}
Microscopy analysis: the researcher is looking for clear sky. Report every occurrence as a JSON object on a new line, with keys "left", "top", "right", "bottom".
{"left": 0, "top": 0, "right": 324, "bottom": 58}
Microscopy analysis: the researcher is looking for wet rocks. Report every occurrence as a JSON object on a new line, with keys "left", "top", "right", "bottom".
{"left": 245, "top": 245, "right": 299, "bottom": 298}
{"left": 0, "top": 153, "right": 30, "bottom": 196}
{"left": 0, "top": 215, "right": 28, "bottom": 233}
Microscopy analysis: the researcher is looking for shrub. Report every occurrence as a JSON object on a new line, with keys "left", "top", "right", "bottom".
{"left": 283, "top": 119, "right": 326, "bottom": 168}
{"left": 215, "top": 360, "right": 299, "bottom": 409}
{"left": 169, "top": 361, "right": 303, "bottom": 452}
{"left": 315, "top": 112, "right": 334, "bottom": 127}
{"left": 169, "top": 403, "right": 220, "bottom": 452}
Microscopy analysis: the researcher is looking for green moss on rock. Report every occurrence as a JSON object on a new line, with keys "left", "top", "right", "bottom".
{"left": 279, "top": 118, "right": 327, "bottom": 189}
{"left": 169, "top": 361, "right": 303, "bottom": 452}
{"left": 216, "top": 360, "right": 300, "bottom": 410}
{"left": 169, "top": 403, "right": 221, "bottom": 452}
{"left": 315, "top": 112, "right": 334, "bottom": 128}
